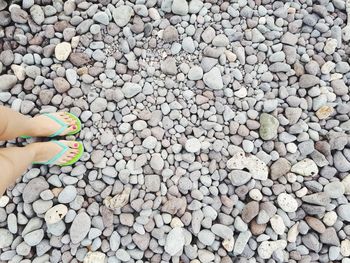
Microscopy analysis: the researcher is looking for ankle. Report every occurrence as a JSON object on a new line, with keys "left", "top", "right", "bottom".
{"left": 25, "top": 143, "right": 41, "bottom": 163}
{"left": 23, "top": 117, "right": 41, "bottom": 137}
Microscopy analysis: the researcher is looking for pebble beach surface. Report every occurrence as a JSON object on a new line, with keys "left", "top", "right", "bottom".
{"left": 0, "top": 0, "right": 350, "bottom": 262}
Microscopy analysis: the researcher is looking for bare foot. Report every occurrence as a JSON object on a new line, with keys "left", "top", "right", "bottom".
{"left": 29, "top": 112, "right": 79, "bottom": 137}
{"left": 29, "top": 141, "right": 81, "bottom": 165}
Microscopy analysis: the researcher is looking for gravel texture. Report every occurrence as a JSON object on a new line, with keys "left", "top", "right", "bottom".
{"left": 0, "top": 0, "right": 350, "bottom": 262}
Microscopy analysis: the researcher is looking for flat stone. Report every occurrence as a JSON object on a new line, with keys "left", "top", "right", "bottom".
{"left": 251, "top": 28, "right": 265, "bottom": 42}
{"left": 150, "top": 153, "right": 164, "bottom": 171}
{"left": 302, "top": 192, "right": 331, "bottom": 206}
{"left": 45, "top": 204, "right": 68, "bottom": 225}
{"left": 299, "top": 74, "right": 320, "bottom": 88}
{"left": 10, "top": 7, "right": 28, "bottom": 24}
{"left": 55, "top": 42, "right": 72, "bottom": 61}
{"left": 228, "top": 170, "right": 252, "bottom": 186}
{"left": 90, "top": 98, "right": 107, "bottom": 113}
{"left": 120, "top": 213, "right": 134, "bottom": 227}
{"left": 185, "top": 138, "right": 201, "bottom": 152}
{"left": 53, "top": 77, "right": 70, "bottom": 93}
{"left": 113, "top": 5, "right": 133, "bottom": 27}
{"left": 242, "top": 201, "right": 259, "bottom": 223}
{"left": 305, "top": 216, "right": 326, "bottom": 234}
{"left": 338, "top": 204, "right": 350, "bottom": 222}
{"left": 198, "top": 230, "right": 215, "bottom": 246}
{"left": 165, "top": 227, "right": 185, "bottom": 256}
{"left": 269, "top": 62, "right": 291, "bottom": 72}
{"left": 281, "top": 31, "right": 298, "bottom": 45}
{"left": 189, "top": 0, "right": 203, "bottom": 14}
{"left": 211, "top": 224, "right": 234, "bottom": 240}
{"left": 70, "top": 212, "right": 91, "bottom": 244}
{"left": 0, "top": 75, "right": 17, "bottom": 91}
{"left": 58, "top": 185, "right": 77, "bottom": 203}
{"left": 212, "top": 34, "right": 229, "bottom": 47}
{"left": 24, "top": 229, "right": 44, "bottom": 246}
{"left": 161, "top": 57, "right": 177, "bottom": 75}
{"left": 172, "top": 0, "right": 188, "bottom": 15}
{"left": 69, "top": 53, "right": 90, "bottom": 67}
{"left": 331, "top": 79, "right": 348, "bottom": 96}
{"left": 163, "top": 26, "right": 178, "bottom": 42}
{"left": 270, "top": 158, "right": 291, "bottom": 180}
{"left": 0, "top": 229, "right": 13, "bottom": 249}
{"left": 227, "top": 152, "right": 268, "bottom": 181}
{"left": 142, "top": 136, "right": 157, "bottom": 149}
{"left": 116, "top": 249, "right": 131, "bottom": 262}
{"left": 334, "top": 151, "right": 350, "bottom": 172}
{"left": 259, "top": 113, "right": 279, "bottom": 140}
{"left": 83, "top": 252, "right": 106, "bottom": 263}
{"left": 302, "top": 233, "right": 320, "bottom": 252}
{"left": 144, "top": 175, "right": 160, "bottom": 192}
{"left": 22, "top": 177, "right": 49, "bottom": 203}
{"left": 198, "top": 250, "right": 215, "bottom": 263}
{"left": 324, "top": 38, "right": 337, "bottom": 55}
{"left": 188, "top": 66, "right": 203, "bottom": 80}
{"left": 30, "top": 5, "right": 44, "bottom": 25}
{"left": 291, "top": 158, "right": 318, "bottom": 176}
{"left": 320, "top": 227, "right": 340, "bottom": 246}
{"left": 202, "top": 27, "right": 215, "bottom": 43}
{"left": 93, "top": 11, "right": 109, "bottom": 25}
{"left": 341, "top": 239, "right": 350, "bottom": 257}
{"left": 342, "top": 175, "right": 350, "bottom": 195}
{"left": 122, "top": 82, "right": 142, "bottom": 98}
{"left": 234, "top": 231, "right": 251, "bottom": 254}
{"left": 316, "top": 105, "right": 334, "bottom": 119}
{"left": 287, "top": 222, "right": 299, "bottom": 243}
{"left": 277, "top": 193, "right": 298, "bottom": 212}
{"left": 132, "top": 233, "right": 151, "bottom": 251}
{"left": 0, "top": 0, "right": 7, "bottom": 11}
{"left": 203, "top": 67, "right": 223, "bottom": 90}
{"left": 324, "top": 181, "right": 345, "bottom": 198}
{"left": 270, "top": 215, "right": 285, "bottom": 235}
{"left": 182, "top": 37, "right": 195, "bottom": 53}
{"left": 258, "top": 240, "right": 287, "bottom": 259}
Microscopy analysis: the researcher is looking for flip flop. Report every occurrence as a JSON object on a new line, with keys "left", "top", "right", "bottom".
{"left": 21, "top": 112, "right": 81, "bottom": 139}
{"left": 33, "top": 141, "right": 84, "bottom": 167}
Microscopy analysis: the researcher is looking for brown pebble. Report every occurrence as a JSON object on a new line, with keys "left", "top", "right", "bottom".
{"left": 270, "top": 158, "right": 291, "bottom": 180}
{"left": 305, "top": 216, "right": 326, "bottom": 234}
{"left": 250, "top": 219, "right": 266, "bottom": 235}
{"left": 54, "top": 20, "right": 70, "bottom": 32}
{"left": 242, "top": 201, "right": 259, "bottom": 223}
{"left": 69, "top": 52, "right": 91, "bottom": 67}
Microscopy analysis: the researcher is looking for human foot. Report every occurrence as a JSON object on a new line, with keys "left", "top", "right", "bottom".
{"left": 29, "top": 140, "right": 83, "bottom": 166}
{"left": 24, "top": 112, "right": 81, "bottom": 138}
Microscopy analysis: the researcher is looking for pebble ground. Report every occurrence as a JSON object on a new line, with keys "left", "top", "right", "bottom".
{"left": 0, "top": 0, "right": 350, "bottom": 262}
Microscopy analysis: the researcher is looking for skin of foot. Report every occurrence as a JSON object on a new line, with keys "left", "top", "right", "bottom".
{"left": 29, "top": 141, "right": 80, "bottom": 165}
{"left": 29, "top": 112, "right": 79, "bottom": 137}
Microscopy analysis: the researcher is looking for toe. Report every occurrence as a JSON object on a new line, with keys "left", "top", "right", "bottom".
{"left": 69, "top": 125, "right": 78, "bottom": 132}
{"left": 64, "top": 141, "right": 80, "bottom": 149}
{"left": 69, "top": 119, "right": 76, "bottom": 126}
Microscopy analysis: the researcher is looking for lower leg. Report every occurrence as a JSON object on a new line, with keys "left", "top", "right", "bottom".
{"left": 0, "top": 141, "right": 81, "bottom": 196}
{"left": 0, "top": 106, "right": 36, "bottom": 141}
{"left": 0, "top": 106, "right": 79, "bottom": 140}
{"left": 0, "top": 145, "right": 36, "bottom": 196}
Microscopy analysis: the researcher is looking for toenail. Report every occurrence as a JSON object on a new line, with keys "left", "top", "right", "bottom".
{"left": 74, "top": 143, "right": 78, "bottom": 147}
{"left": 72, "top": 125, "right": 77, "bottom": 129}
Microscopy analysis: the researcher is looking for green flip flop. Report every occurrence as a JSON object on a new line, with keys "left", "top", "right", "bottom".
{"left": 21, "top": 112, "right": 82, "bottom": 139}
{"left": 33, "top": 141, "right": 84, "bottom": 167}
